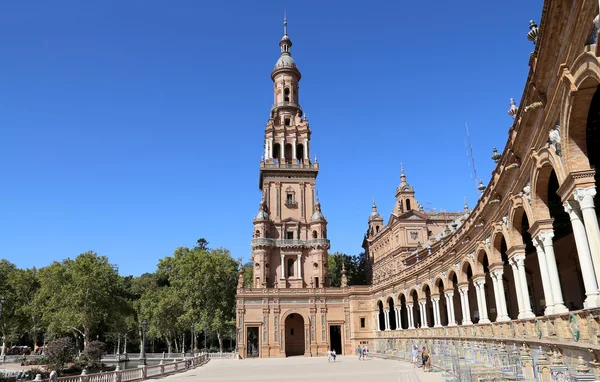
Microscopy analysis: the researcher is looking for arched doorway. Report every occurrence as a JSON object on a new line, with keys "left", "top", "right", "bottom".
{"left": 285, "top": 313, "right": 305, "bottom": 356}
{"left": 377, "top": 300, "right": 385, "bottom": 330}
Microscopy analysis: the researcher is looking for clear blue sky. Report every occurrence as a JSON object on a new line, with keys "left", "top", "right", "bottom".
{"left": 1, "top": 1, "right": 543, "bottom": 276}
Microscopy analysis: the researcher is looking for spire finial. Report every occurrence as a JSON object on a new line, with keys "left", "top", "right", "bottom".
{"left": 283, "top": 11, "right": 287, "bottom": 36}
{"left": 372, "top": 197, "right": 376, "bottom": 207}
{"left": 401, "top": 162, "right": 405, "bottom": 176}
{"left": 464, "top": 197, "right": 469, "bottom": 212}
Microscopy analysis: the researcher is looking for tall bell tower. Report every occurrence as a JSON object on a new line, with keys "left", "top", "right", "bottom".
{"left": 251, "top": 15, "right": 330, "bottom": 289}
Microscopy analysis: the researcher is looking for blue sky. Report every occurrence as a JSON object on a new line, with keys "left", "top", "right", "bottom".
{"left": 1, "top": 1, "right": 543, "bottom": 276}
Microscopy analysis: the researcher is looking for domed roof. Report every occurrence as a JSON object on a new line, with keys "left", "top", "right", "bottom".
{"left": 311, "top": 210, "right": 325, "bottom": 221}
{"left": 255, "top": 210, "right": 269, "bottom": 220}
{"left": 369, "top": 210, "right": 383, "bottom": 222}
{"left": 274, "top": 54, "right": 297, "bottom": 70}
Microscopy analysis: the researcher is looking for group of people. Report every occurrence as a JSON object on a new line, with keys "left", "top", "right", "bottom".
{"left": 412, "top": 345, "right": 431, "bottom": 372}
{"left": 357, "top": 345, "right": 369, "bottom": 360}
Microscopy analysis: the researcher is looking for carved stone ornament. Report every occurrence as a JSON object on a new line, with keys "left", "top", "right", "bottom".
{"left": 522, "top": 181, "right": 531, "bottom": 204}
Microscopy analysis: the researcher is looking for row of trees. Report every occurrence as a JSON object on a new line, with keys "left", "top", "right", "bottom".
{"left": 0, "top": 240, "right": 365, "bottom": 355}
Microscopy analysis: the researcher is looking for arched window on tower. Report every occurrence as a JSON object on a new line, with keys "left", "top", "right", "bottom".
{"left": 285, "top": 143, "right": 293, "bottom": 163}
{"left": 273, "top": 143, "right": 281, "bottom": 163}
{"left": 296, "top": 144, "right": 304, "bottom": 163}
{"left": 312, "top": 230, "right": 318, "bottom": 239}
{"left": 255, "top": 230, "right": 260, "bottom": 238}
{"left": 406, "top": 199, "right": 411, "bottom": 211}
{"left": 287, "top": 258, "right": 294, "bottom": 278}
{"left": 284, "top": 88, "right": 290, "bottom": 102}
{"left": 376, "top": 226, "right": 380, "bottom": 233}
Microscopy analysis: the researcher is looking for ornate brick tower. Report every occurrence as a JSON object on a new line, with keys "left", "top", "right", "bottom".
{"left": 251, "top": 15, "right": 330, "bottom": 290}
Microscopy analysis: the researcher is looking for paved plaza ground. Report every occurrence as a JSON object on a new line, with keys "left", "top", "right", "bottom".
{"left": 165, "top": 356, "right": 445, "bottom": 382}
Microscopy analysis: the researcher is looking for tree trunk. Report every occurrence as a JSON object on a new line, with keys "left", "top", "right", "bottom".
{"left": 83, "top": 327, "right": 90, "bottom": 350}
{"left": 1, "top": 335, "right": 6, "bottom": 356}
{"left": 217, "top": 332, "right": 223, "bottom": 353}
{"left": 166, "top": 338, "right": 172, "bottom": 354}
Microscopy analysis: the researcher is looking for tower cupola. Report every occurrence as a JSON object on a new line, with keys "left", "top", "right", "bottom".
{"left": 394, "top": 163, "right": 418, "bottom": 214}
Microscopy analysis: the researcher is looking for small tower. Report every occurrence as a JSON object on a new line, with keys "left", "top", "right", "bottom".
{"left": 252, "top": 195, "right": 271, "bottom": 288}
{"left": 368, "top": 198, "right": 383, "bottom": 237}
{"left": 309, "top": 191, "right": 329, "bottom": 287}
{"left": 394, "top": 164, "right": 418, "bottom": 215}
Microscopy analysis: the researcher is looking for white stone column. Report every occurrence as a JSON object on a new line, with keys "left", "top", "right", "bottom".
{"left": 475, "top": 279, "right": 490, "bottom": 323}
{"left": 280, "top": 254, "right": 285, "bottom": 279}
{"left": 574, "top": 187, "right": 600, "bottom": 283}
{"left": 269, "top": 138, "right": 273, "bottom": 159}
{"left": 303, "top": 138, "right": 308, "bottom": 160}
{"left": 419, "top": 300, "right": 428, "bottom": 328}
{"left": 491, "top": 270, "right": 510, "bottom": 321}
{"left": 407, "top": 303, "right": 415, "bottom": 329}
{"left": 292, "top": 138, "right": 297, "bottom": 160}
{"left": 280, "top": 138, "right": 285, "bottom": 161}
{"left": 296, "top": 254, "right": 302, "bottom": 280}
{"left": 445, "top": 291, "right": 456, "bottom": 326}
{"left": 564, "top": 200, "right": 600, "bottom": 308}
{"left": 459, "top": 286, "right": 473, "bottom": 325}
{"left": 264, "top": 140, "right": 268, "bottom": 161}
{"left": 395, "top": 308, "right": 402, "bottom": 330}
{"left": 531, "top": 240, "right": 556, "bottom": 315}
{"left": 432, "top": 297, "right": 441, "bottom": 327}
{"left": 537, "top": 231, "right": 568, "bottom": 314}
{"left": 513, "top": 254, "right": 535, "bottom": 318}
{"left": 384, "top": 309, "right": 391, "bottom": 330}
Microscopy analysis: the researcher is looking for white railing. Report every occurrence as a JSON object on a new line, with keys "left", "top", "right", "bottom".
{"left": 204, "top": 352, "right": 238, "bottom": 360}
{"left": 43, "top": 354, "right": 209, "bottom": 382}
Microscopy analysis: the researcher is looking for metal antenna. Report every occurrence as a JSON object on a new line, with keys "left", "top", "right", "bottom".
{"left": 465, "top": 122, "right": 481, "bottom": 197}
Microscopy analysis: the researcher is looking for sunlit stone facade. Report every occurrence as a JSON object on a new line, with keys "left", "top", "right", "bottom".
{"left": 238, "top": 2, "right": 600, "bottom": 377}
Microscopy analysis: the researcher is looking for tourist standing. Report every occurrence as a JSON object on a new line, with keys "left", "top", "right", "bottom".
{"left": 412, "top": 346, "right": 419, "bottom": 368}
{"left": 422, "top": 347, "right": 430, "bottom": 372}
{"left": 327, "top": 349, "right": 332, "bottom": 362}
{"left": 357, "top": 345, "right": 362, "bottom": 360}
{"left": 332, "top": 349, "right": 337, "bottom": 362}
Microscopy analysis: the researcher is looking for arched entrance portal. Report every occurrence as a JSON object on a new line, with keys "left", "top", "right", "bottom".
{"left": 284, "top": 313, "right": 305, "bottom": 356}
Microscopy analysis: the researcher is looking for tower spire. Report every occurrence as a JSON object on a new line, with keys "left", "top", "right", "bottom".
{"left": 283, "top": 11, "right": 287, "bottom": 36}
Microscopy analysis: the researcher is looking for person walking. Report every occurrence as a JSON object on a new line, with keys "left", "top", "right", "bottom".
{"left": 327, "top": 349, "right": 332, "bottom": 363}
{"left": 357, "top": 345, "right": 362, "bottom": 360}
{"left": 332, "top": 349, "right": 337, "bottom": 363}
{"left": 412, "top": 346, "right": 419, "bottom": 368}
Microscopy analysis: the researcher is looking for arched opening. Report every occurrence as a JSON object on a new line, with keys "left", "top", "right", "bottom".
{"left": 422, "top": 285, "right": 433, "bottom": 327}
{"left": 284, "top": 313, "right": 305, "bottom": 356}
{"left": 376, "top": 226, "right": 380, "bottom": 233}
{"left": 312, "top": 230, "right": 318, "bottom": 239}
{"left": 273, "top": 143, "right": 281, "bottom": 163}
{"left": 399, "top": 294, "right": 408, "bottom": 329}
{"left": 514, "top": 209, "right": 544, "bottom": 315}
{"left": 284, "top": 87, "right": 290, "bottom": 102}
{"left": 586, "top": 86, "right": 600, "bottom": 216}
{"left": 477, "top": 251, "right": 496, "bottom": 322}
{"left": 296, "top": 144, "right": 304, "bottom": 163}
{"left": 462, "top": 263, "right": 477, "bottom": 323}
{"left": 436, "top": 279, "right": 448, "bottom": 326}
{"left": 449, "top": 272, "right": 462, "bottom": 324}
{"left": 494, "top": 234, "right": 518, "bottom": 319}
{"left": 287, "top": 258, "right": 294, "bottom": 278}
{"left": 254, "top": 230, "right": 260, "bottom": 238}
{"left": 387, "top": 298, "right": 397, "bottom": 330}
{"left": 406, "top": 199, "right": 411, "bottom": 211}
{"left": 284, "top": 144, "right": 293, "bottom": 164}
{"left": 410, "top": 290, "right": 420, "bottom": 327}
{"left": 541, "top": 168, "right": 585, "bottom": 310}
{"left": 377, "top": 300, "right": 385, "bottom": 331}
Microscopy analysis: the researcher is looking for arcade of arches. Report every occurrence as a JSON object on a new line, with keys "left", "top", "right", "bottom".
{"left": 237, "top": 1, "right": 600, "bottom": 375}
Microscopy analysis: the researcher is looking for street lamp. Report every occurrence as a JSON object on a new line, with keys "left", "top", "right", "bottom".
{"left": 141, "top": 320, "right": 148, "bottom": 365}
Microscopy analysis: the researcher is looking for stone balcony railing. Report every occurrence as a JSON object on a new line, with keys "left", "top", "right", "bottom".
{"left": 374, "top": 309, "right": 600, "bottom": 351}
{"left": 261, "top": 162, "right": 317, "bottom": 170}
{"left": 250, "top": 238, "right": 330, "bottom": 249}
{"left": 270, "top": 101, "right": 302, "bottom": 113}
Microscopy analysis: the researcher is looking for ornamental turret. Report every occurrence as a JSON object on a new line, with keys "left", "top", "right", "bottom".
{"left": 394, "top": 163, "right": 418, "bottom": 215}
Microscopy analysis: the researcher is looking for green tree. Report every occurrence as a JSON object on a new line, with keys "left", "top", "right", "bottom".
{"left": 242, "top": 261, "right": 254, "bottom": 288}
{"left": 327, "top": 252, "right": 367, "bottom": 287}
{"left": 12, "top": 267, "right": 43, "bottom": 349}
{"left": 158, "top": 246, "right": 237, "bottom": 352}
{"left": 138, "top": 286, "right": 183, "bottom": 353}
{"left": 0, "top": 260, "right": 20, "bottom": 355}
{"left": 45, "top": 337, "right": 76, "bottom": 371}
{"left": 37, "top": 252, "right": 125, "bottom": 349}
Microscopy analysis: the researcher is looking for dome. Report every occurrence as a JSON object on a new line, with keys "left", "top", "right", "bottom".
{"left": 369, "top": 211, "right": 383, "bottom": 222}
{"left": 255, "top": 210, "right": 269, "bottom": 220}
{"left": 274, "top": 55, "right": 297, "bottom": 70}
{"left": 311, "top": 210, "right": 325, "bottom": 221}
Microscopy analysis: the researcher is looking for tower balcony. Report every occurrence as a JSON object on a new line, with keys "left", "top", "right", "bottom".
{"left": 251, "top": 238, "right": 330, "bottom": 250}
{"left": 261, "top": 161, "right": 319, "bottom": 170}
{"left": 270, "top": 101, "right": 302, "bottom": 113}
{"left": 284, "top": 198, "right": 298, "bottom": 208}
